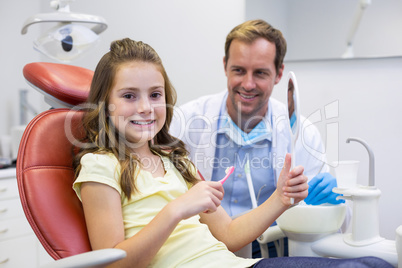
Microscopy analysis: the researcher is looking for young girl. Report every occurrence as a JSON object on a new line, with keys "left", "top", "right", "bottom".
{"left": 73, "top": 38, "right": 391, "bottom": 268}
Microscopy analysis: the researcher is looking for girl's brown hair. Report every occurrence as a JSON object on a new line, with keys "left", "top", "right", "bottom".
{"left": 74, "top": 38, "right": 198, "bottom": 198}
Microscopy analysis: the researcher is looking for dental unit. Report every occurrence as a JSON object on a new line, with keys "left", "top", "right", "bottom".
{"left": 258, "top": 137, "right": 401, "bottom": 267}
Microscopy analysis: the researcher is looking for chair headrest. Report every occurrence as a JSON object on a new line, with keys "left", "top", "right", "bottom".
{"left": 23, "top": 62, "right": 93, "bottom": 107}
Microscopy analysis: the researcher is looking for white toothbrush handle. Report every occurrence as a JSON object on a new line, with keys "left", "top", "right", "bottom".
{"left": 246, "top": 172, "right": 258, "bottom": 209}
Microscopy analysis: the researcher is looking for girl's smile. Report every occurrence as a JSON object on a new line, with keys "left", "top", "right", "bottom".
{"left": 130, "top": 120, "right": 155, "bottom": 126}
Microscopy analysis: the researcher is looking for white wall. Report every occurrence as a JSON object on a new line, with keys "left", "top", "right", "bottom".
{"left": 0, "top": 1, "right": 44, "bottom": 136}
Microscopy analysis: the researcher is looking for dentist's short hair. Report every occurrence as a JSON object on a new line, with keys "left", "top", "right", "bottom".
{"left": 224, "top": 19, "right": 287, "bottom": 74}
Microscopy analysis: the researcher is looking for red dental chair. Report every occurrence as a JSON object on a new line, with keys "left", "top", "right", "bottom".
{"left": 17, "top": 62, "right": 126, "bottom": 267}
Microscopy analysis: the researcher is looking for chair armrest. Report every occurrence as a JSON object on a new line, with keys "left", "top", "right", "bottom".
{"left": 40, "top": 248, "right": 127, "bottom": 268}
{"left": 257, "top": 225, "right": 286, "bottom": 244}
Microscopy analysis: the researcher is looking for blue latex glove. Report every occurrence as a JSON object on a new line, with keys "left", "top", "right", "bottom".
{"left": 304, "top": 173, "right": 345, "bottom": 205}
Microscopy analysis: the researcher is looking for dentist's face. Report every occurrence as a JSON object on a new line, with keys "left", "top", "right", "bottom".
{"left": 224, "top": 38, "right": 283, "bottom": 131}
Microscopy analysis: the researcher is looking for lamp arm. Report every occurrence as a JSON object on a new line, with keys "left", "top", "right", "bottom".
{"left": 21, "top": 12, "right": 108, "bottom": 35}
{"left": 345, "top": 0, "right": 371, "bottom": 46}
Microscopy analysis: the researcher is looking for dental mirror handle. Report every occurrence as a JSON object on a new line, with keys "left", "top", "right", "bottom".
{"left": 287, "top": 71, "right": 300, "bottom": 205}
{"left": 290, "top": 144, "right": 296, "bottom": 205}
{"left": 291, "top": 146, "right": 296, "bottom": 169}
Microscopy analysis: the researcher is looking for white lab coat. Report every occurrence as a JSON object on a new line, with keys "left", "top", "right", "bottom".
{"left": 170, "top": 91, "right": 329, "bottom": 182}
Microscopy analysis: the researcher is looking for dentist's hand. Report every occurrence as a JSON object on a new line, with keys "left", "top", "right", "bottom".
{"left": 304, "top": 173, "right": 345, "bottom": 205}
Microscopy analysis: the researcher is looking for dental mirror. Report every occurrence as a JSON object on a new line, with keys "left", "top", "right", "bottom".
{"left": 287, "top": 71, "right": 301, "bottom": 204}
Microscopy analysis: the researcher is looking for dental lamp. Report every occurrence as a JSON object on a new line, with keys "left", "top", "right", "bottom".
{"left": 21, "top": 0, "right": 108, "bottom": 62}
{"left": 342, "top": 0, "right": 371, "bottom": 58}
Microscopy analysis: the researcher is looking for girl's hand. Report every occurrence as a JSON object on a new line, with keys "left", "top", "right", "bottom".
{"left": 277, "top": 154, "right": 309, "bottom": 206}
{"left": 171, "top": 181, "right": 224, "bottom": 220}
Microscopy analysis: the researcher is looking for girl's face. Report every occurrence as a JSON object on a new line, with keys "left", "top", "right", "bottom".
{"left": 108, "top": 61, "right": 166, "bottom": 149}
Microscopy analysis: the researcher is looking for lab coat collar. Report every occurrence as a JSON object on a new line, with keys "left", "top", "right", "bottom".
{"left": 216, "top": 97, "right": 273, "bottom": 146}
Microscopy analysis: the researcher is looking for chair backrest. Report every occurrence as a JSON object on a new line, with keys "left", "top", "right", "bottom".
{"left": 16, "top": 108, "right": 91, "bottom": 260}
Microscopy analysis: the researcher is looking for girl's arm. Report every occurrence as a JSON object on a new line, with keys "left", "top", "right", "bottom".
{"left": 81, "top": 182, "right": 182, "bottom": 268}
{"left": 80, "top": 179, "right": 224, "bottom": 268}
{"left": 199, "top": 153, "right": 308, "bottom": 252}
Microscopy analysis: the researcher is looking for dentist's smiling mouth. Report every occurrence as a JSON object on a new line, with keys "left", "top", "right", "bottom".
{"left": 239, "top": 92, "right": 257, "bottom": 100}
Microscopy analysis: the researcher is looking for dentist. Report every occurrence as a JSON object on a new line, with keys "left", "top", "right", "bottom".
{"left": 170, "top": 19, "right": 342, "bottom": 257}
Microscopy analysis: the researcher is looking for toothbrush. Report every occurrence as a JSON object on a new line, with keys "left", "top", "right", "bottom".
{"left": 219, "top": 166, "right": 234, "bottom": 185}
{"left": 203, "top": 166, "right": 234, "bottom": 214}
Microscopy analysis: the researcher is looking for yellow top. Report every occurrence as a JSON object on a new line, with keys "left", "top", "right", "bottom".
{"left": 73, "top": 153, "right": 259, "bottom": 268}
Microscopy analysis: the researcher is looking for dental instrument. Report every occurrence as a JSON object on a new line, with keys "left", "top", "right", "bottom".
{"left": 286, "top": 72, "right": 301, "bottom": 205}
{"left": 245, "top": 161, "right": 258, "bottom": 209}
{"left": 219, "top": 166, "right": 234, "bottom": 185}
